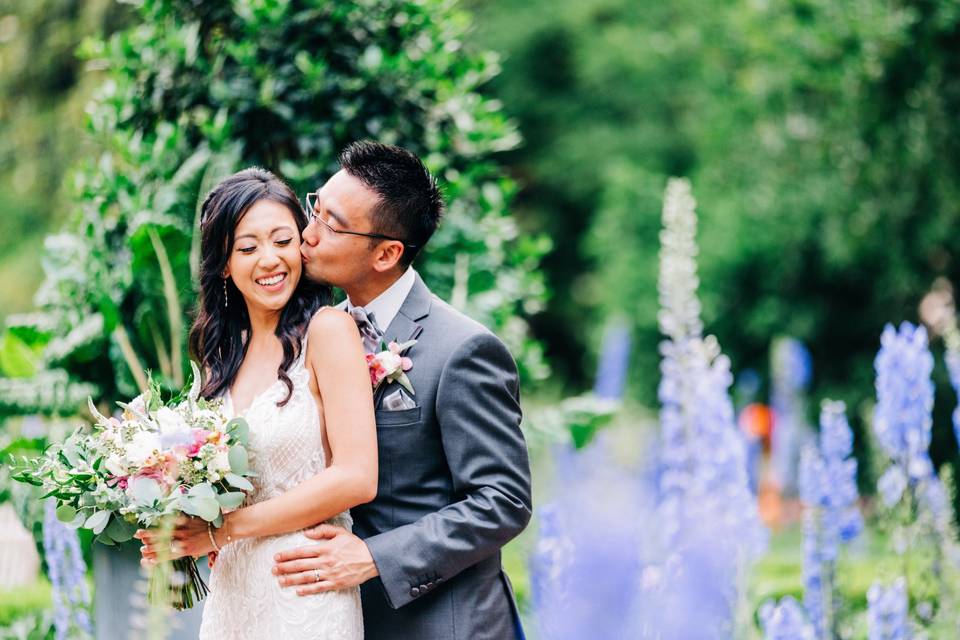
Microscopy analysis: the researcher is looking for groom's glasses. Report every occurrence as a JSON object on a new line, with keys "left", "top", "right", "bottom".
{"left": 305, "top": 192, "right": 416, "bottom": 249}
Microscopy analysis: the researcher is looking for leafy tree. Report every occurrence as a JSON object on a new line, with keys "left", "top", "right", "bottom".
{"left": 0, "top": 0, "right": 547, "bottom": 417}
{"left": 472, "top": 0, "right": 960, "bottom": 443}
{"left": 0, "top": 0, "right": 132, "bottom": 317}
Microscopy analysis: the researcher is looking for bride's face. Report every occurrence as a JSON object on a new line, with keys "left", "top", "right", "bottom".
{"left": 225, "top": 199, "right": 303, "bottom": 314}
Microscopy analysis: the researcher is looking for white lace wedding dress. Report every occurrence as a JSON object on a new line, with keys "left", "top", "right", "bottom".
{"left": 198, "top": 336, "right": 363, "bottom": 639}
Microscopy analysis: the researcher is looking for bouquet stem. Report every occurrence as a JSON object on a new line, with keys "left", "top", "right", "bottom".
{"left": 149, "top": 557, "right": 209, "bottom": 610}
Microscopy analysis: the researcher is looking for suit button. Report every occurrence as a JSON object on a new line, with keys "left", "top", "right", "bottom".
{"left": 410, "top": 587, "right": 420, "bottom": 598}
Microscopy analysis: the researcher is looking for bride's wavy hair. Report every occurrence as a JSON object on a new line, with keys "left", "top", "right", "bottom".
{"left": 188, "top": 167, "right": 330, "bottom": 406}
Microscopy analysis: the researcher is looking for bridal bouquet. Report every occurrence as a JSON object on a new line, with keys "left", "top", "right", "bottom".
{"left": 12, "top": 363, "right": 255, "bottom": 609}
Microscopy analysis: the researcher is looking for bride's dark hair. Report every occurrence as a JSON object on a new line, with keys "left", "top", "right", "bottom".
{"left": 188, "top": 167, "right": 329, "bottom": 406}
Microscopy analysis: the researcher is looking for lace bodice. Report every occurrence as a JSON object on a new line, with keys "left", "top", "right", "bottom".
{"left": 198, "top": 334, "right": 363, "bottom": 640}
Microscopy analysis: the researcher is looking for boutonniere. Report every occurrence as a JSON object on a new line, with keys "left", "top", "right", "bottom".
{"left": 366, "top": 339, "right": 416, "bottom": 394}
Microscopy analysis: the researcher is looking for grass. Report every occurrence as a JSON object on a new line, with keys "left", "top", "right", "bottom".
{"left": 0, "top": 579, "right": 50, "bottom": 627}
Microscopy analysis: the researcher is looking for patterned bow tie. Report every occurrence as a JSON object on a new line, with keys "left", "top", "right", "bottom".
{"left": 349, "top": 306, "right": 382, "bottom": 353}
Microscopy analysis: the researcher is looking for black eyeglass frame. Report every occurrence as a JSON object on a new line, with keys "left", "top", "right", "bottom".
{"left": 304, "top": 192, "right": 416, "bottom": 249}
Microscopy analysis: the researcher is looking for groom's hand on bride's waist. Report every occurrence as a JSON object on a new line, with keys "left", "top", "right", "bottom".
{"left": 273, "top": 524, "right": 379, "bottom": 595}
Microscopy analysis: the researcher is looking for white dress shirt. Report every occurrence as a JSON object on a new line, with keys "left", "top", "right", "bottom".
{"left": 346, "top": 267, "right": 417, "bottom": 334}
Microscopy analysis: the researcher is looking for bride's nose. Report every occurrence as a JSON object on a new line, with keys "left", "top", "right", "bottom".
{"left": 258, "top": 247, "right": 284, "bottom": 269}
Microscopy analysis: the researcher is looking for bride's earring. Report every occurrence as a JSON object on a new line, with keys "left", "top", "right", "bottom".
{"left": 223, "top": 278, "right": 229, "bottom": 308}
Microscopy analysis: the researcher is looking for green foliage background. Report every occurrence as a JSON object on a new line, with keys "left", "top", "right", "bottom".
{"left": 2, "top": 0, "right": 960, "bottom": 456}
{"left": 0, "top": 0, "right": 548, "bottom": 417}
{"left": 468, "top": 0, "right": 960, "bottom": 462}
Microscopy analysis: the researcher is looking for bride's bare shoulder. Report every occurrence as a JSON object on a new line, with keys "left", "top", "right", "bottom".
{"left": 306, "top": 307, "right": 360, "bottom": 346}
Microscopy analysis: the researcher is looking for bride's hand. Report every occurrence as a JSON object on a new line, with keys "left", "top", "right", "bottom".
{"left": 135, "top": 515, "right": 217, "bottom": 564}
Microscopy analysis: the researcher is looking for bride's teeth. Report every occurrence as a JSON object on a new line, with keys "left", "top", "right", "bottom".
{"left": 256, "top": 274, "right": 285, "bottom": 286}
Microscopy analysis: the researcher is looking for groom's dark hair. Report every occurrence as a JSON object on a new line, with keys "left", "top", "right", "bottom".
{"left": 339, "top": 140, "right": 444, "bottom": 267}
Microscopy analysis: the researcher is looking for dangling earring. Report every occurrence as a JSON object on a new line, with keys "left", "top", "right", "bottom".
{"left": 223, "top": 278, "right": 229, "bottom": 308}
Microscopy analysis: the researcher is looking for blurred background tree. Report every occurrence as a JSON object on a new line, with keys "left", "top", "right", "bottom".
{"left": 2, "top": 0, "right": 960, "bottom": 462}
{"left": 0, "top": 0, "right": 548, "bottom": 417}
{"left": 468, "top": 0, "right": 960, "bottom": 465}
{"left": 0, "top": 0, "right": 132, "bottom": 316}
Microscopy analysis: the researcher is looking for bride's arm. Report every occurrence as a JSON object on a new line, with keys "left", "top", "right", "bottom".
{"left": 220, "top": 308, "right": 378, "bottom": 542}
{"left": 139, "top": 309, "right": 378, "bottom": 561}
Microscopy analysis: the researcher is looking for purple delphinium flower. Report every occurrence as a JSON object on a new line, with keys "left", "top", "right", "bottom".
{"left": 867, "top": 579, "right": 909, "bottom": 640}
{"left": 798, "top": 400, "right": 862, "bottom": 639}
{"left": 43, "top": 499, "right": 92, "bottom": 639}
{"left": 770, "top": 337, "right": 814, "bottom": 497}
{"left": 529, "top": 440, "right": 652, "bottom": 639}
{"left": 945, "top": 348, "right": 960, "bottom": 452}
{"left": 817, "top": 400, "right": 862, "bottom": 552}
{"left": 759, "top": 596, "right": 816, "bottom": 640}
{"left": 654, "top": 178, "right": 766, "bottom": 634}
{"left": 873, "top": 322, "right": 935, "bottom": 496}
{"left": 593, "top": 322, "right": 631, "bottom": 401}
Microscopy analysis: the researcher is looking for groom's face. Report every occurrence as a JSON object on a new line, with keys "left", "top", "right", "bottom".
{"left": 300, "top": 170, "right": 382, "bottom": 289}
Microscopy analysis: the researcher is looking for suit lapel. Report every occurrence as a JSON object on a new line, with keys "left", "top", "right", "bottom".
{"left": 373, "top": 273, "right": 432, "bottom": 406}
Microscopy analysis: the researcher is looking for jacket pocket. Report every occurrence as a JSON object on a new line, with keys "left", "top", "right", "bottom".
{"left": 375, "top": 406, "right": 422, "bottom": 427}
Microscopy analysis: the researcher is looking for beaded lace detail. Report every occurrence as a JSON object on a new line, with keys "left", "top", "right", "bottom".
{"left": 198, "top": 333, "right": 362, "bottom": 639}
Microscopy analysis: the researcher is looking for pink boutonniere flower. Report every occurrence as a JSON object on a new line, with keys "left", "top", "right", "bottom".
{"left": 366, "top": 339, "right": 416, "bottom": 394}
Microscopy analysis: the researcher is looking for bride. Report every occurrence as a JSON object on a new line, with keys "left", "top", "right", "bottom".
{"left": 137, "top": 167, "right": 375, "bottom": 639}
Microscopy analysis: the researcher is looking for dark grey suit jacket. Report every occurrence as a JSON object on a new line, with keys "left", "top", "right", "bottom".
{"left": 349, "top": 273, "right": 532, "bottom": 640}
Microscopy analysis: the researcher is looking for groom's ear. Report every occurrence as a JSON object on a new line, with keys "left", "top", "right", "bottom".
{"left": 371, "top": 241, "right": 405, "bottom": 273}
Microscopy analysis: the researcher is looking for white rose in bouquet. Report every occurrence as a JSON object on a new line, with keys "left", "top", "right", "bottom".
{"left": 126, "top": 430, "right": 162, "bottom": 467}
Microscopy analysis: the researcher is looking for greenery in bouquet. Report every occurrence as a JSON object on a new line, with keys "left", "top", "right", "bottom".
{"left": 11, "top": 364, "right": 254, "bottom": 610}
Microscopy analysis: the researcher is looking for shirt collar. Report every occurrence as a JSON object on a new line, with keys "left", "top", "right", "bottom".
{"left": 346, "top": 267, "right": 417, "bottom": 333}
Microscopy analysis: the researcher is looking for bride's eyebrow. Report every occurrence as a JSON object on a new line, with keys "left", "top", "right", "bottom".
{"left": 234, "top": 226, "right": 295, "bottom": 241}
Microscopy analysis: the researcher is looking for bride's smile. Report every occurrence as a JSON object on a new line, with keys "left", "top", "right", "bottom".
{"left": 225, "top": 199, "right": 303, "bottom": 313}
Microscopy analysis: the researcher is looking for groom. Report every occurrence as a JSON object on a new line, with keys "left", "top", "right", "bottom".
{"left": 274, "top": 141, "right": 532, "bottom": 639}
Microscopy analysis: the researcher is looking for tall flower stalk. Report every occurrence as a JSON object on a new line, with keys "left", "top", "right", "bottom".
{"left": 42, "top": 499, "right": 92, "bottom": 640}
{"left": 655, "top": 178, "right": 766, "bottom": 633}
{"left": 798, "top": 401, "right": 862, "bottom": 639}
{"left": 872, "top": 322, "right": 960, "bottom": 630}
{"left": 867, "top": 579, "right": 910, "bottom": 640}
{"left": 759, "top": 596, "right": 816, "bottom": 640}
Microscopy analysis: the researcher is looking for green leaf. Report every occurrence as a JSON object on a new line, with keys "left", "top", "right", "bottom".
{"left": 0, "top": 331, "right": 39, "bottom": 378}
{"left": 85, "top": 510, "right": 111, "bottom": 535}
{"left": 188, "top": 482, "right": 215, "bottom": 498}
{"left": 105, "top": 515, "right": 137, "bottom": 543}
{"left": 95, "top": 532, "right": 116, "bottom": 546}
{"left": 184, "top": 496, "right": 220, "bottom": 522}
{"left": 224, "top": 473, "right": 254, "bottom": 492}
{"left": 56, "top": 505, "right": 77, "bottom": 523}
{"left": 228, "top": 445, "right": 248, "bottom": 475}
{"left": 226, "top": 417, "right": 250, "bottom": 445}
{"left": 65, "top": 511, "right": 86, "bottom": 529}
{"left": 215, "top": 491, "right": 245, "bottom": 509}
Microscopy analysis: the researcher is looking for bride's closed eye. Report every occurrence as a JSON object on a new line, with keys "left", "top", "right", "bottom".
{"left": 236, "top": 238, "right": 293, "bottom": 254}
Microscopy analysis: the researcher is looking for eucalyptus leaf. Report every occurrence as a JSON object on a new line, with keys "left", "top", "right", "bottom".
{"left": 191, "top": 496, "right": 221, "bottom": 522}
{"left": 225, "top": 473, "right": 254, "bottom": 492}
{"left": 226, "top": 417, "right": 250, "bottom": 445}
{"left": 188, "top": 482, "right": 215, "bottom": 498}
{"left": 228, "top": 445, "right": 248, "bottom": 475}
{"left": 216, "top": 491, "right": 245, "bottom": 509}
{"left": 66, "top": 511, "right": 86, "bottom": 529}
{"left": 95, "top": 533, "right": 116, "bottom": 546}
{"left": 105, "top": 515, "right": 137, "bottom": 543}
{"left": 56, "top": 505, "right": 77, "bottom": 523}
